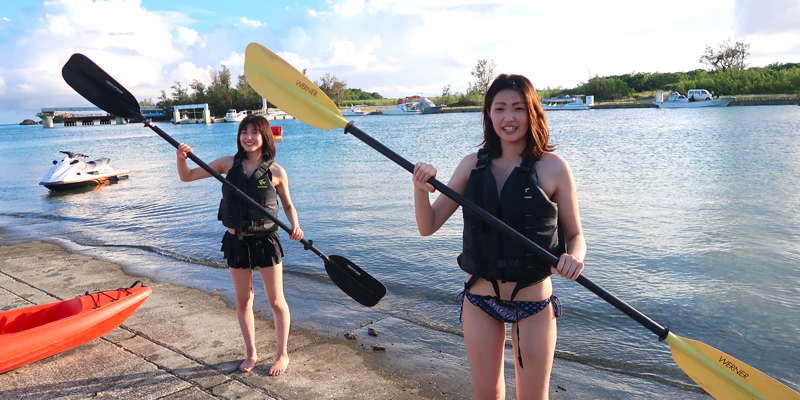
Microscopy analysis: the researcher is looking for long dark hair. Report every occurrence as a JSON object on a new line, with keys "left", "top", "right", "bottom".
{"left": 480, "top": 74, "right": 554, "bottom": 159}
{"left": 236, "top": 115, "right": 276, "bottom": 161}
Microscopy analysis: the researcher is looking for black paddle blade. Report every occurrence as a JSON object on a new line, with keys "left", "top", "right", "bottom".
{"left": 326, "top": 255, "right": 385, "bottom": 307}
{"left": 61, "top": 53, "right": 142, "bottom": 120}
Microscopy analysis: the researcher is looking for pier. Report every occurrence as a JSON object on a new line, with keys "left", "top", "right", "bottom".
{"left": 39, "top": 99, "right": 294, "bottom": 128}
{"left": 37, "top": 106, "right": 162, "bottom": 128}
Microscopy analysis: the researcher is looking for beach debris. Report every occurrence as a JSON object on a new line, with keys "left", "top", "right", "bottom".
{"left": 368, "top": 327, "right": 378, "bottom": 337}
{"left": 371, "top": 345, "right": 386, "bottom": 351}
{"left": 344, "top": 333, "right": 357, "bottom": 340}
{"left": 557, "top": 385, "right": 567, "bottom": 391}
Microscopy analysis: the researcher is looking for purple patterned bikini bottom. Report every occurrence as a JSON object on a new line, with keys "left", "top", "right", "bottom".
{"left": 456, "top": 285, "right": 562, "bottom": 368}
{"left": 457, "top": 289, "right": 562, "bottom": 323}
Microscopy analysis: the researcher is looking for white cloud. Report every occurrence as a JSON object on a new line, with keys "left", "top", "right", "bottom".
{"left": 176, "top": 26, "right": 199, "bottom": 47}
{"left": 1, "top": 0, "right": 799, "bottom": 124}
{"left": 735, "top": 0, "right": 800, "bottom": 36}
{"left": 169, "top": 62, "right": 210, "bottom": 87}
{"left": 331, "top": 0, "right": 366, "bottom": 17}
{"left": 236, "top": 17, "right": 263, "bottom": 28}
{"left": 277, "top": 51, "right": 311, "bottom": 73}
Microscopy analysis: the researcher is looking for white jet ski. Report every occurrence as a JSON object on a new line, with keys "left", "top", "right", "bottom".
{"left": 40, "top": 151, "right": 131, "bottom": 191}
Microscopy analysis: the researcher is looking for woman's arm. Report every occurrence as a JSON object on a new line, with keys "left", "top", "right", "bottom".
{"left": 176, "top": 143, "right": 232, "bottom": 182}
{"left": 272, "top": 164, "right": 304, "bottom": 241}
{"left": 413, "top": 153, "right": 476, "bottom": 236}
{"left": 540, "top": 153, "right": 586, "bottom": 280}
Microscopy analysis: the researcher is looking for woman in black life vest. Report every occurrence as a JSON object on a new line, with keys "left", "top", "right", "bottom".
{"left": 413, "top": 75, "right": 586, "bottom": 400}
{"left": 176, "top": 115, "right": 303, "bottom": 376}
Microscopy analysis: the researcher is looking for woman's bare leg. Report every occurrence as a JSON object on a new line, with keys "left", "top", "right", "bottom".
{"left": 512, "top": 303, "right": 557, "bottom": 400}
{"left": 259, "top": 262, "right": 290, "bottom": 376}
{"left": 229, "top": 267, "right": 258, "bottom": 372}
{"left": 462, "top": 299, "right": 507, "bottom": 400}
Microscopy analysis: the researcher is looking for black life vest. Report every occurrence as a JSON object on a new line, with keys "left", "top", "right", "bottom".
{"left": 459, "top": 148, "right": 565, "bottom": 289}
{"left": 218, "top": 156, "right": 279, "bottom": 234}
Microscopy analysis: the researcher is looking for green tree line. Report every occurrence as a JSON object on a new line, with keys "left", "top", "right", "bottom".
{"left": 156, "top": 66, "right": 385, "bottom": 116}
{"left": 156, "top": 58, "right": 800, "bottom": 114}
{"left": 157, "top": 65, "right": 266, "bottom": 118}
{"left": 544, "top": 62, "right": 800, "bottom": 102}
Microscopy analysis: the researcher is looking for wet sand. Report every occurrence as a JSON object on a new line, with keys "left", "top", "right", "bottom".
{"left": 0, "top": 228, "right": 711, "bottom": 399}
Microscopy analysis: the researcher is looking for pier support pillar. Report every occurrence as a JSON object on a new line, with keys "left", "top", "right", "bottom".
{"left": 41, "top": 112, "right": 54, "bottom": 128}
{"left": 203, "top": 107, "right": 211, "bottom": 124}
{"left": 115, "top": 116, "right": 127, "bottom": 125}
{"left": 173, "top": 109, "right": 181, "bottom": 124}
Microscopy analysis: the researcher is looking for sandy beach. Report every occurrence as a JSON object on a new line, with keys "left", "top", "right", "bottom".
{"left": 0, "top": 226, "right": 711, "bottom": 399}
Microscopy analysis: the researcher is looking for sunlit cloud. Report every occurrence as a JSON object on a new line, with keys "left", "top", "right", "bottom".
{"left": 236, "top": 17, "right": 263, "bottom": 28}
{"left": 176, "top": 26, "right": 199, "bottom": 47}
{"left": 0, "top": 0, "right": 799, "bottom": 124}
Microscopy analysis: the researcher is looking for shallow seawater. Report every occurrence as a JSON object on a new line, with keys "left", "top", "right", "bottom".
{"left": 1, "top": 105, "right": 798, "bottom": 391}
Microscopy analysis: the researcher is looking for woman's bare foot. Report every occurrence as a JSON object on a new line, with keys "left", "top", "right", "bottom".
{"left": 239, "top": 355, "right": 258, "bottom": 373}
{"left": 268, "top": 354, "right": 290, "bottom": 376}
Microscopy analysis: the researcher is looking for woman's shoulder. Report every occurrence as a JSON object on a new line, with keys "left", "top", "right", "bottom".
{"left": 210, "top": 155, "right": 235, "bottom": 172}
{"left": 538, "top": 152, "right": 569, "bottom": 168}
{"left": 459, "top": 152, "right": 480, "bottom": 166}
{"left": 269, "top": 162, "right": 287, "bottom": 176}
{"left": 537, "top": 152, "right": 572, "bottom": 177}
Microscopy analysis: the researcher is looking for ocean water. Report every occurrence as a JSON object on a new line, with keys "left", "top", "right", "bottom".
{"left": 1, "top": 106, "right": 798, "bottom": 392}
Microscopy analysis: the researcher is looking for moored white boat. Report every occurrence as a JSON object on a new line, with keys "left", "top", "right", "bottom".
{"left": 224, "top": 109, "right": 248, "bottom": 122}
{"left": 341, "top": 105, "right": 365, "bottom": 116}
{"left": 380, "top": 103, "right": 419, "bottom": 115}
{"left": 654, "top": 91, "right": 735, "bottom": 108}
{"left": 415, "top": 97, "right": 443, "bottom": 114}
{"left": 541, "top": 96, "right": 591, "bottom": 111}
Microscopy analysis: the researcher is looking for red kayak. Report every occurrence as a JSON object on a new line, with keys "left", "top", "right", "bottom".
{"left": 0, "top": 282, "right": 152, "bottom": 373}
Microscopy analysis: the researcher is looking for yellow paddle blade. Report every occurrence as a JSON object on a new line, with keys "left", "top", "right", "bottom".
{"left": 244, "top": 42, "right": 348, "bottom": 131}
{"left": 665, "top": 332, "right": 800, "bottom": 400}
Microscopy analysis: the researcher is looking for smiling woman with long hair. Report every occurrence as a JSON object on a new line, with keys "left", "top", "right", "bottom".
{"left": 175, "top": 115, "right": 303, "bottom": 376}
{"left": 412, "top": 74, "right": 586, "bottom": 400}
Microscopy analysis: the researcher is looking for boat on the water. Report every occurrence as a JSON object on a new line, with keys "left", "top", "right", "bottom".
{"left": 0, "top": 283, "right": 152, "bottom": 374}
{"left": 541, "top": 96, "right": 592, "bottom": 111}
{"left": 415, "top": 97, "right": 443, "bottom": 114}
{"left": 341, "top": 105, "right": 366, "bottom": 116}
{"left": 224, "top": 109, "right": 248, "bottom": 122}
{"left": 39, "top": 151, "right": 131, "bottom": 191}
{"left": 380, "top": 102, "right": 419, "bottom": 115}
{"left": 654, "top": 91, "right": 735, "bottom": 108}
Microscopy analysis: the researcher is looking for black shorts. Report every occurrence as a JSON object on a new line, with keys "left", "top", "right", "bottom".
{"left": 221, "top": 231, "right": 284, "bottom": 269}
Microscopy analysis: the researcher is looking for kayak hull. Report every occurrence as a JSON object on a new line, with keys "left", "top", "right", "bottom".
{"left": 0, "top": 285, "right": 152, "bottom": 374}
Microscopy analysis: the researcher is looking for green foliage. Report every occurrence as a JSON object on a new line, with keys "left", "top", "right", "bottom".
{"left": 155, "top": 65, "right": 270, "bottom": 117}
{"left": 468, "top": 58, "right": 497, "bottom": 96}
{"left": 574, "top": 77, "right": 634, "bottom": 102}
{"left": 346, "top": 88, "right": 383, "bottom": 101}
{"left": 543, "top": 64, "right": 800, "bottom": 100}
{"left": 700, "top": 39, "right": 750, "bottom": 71}
{"left": 315, "top": 73, "right": 348, "bottom": 106}
{"left": 341, "top": 98, "right": 396, "bottom": 107}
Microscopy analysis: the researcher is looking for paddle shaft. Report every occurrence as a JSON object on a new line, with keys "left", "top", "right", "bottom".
{"left": 143, "top": 119, "right": 332, "bottom": 262}
{"left": 343, "top": 122, "right": 669, "bottom": 339}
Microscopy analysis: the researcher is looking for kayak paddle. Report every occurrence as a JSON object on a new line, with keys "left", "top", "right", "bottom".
{"left": 61, "top": 53, "right": 386, "bottom": 308}
{"left": 243, "top": 42, "right": 800, "bottom": 399}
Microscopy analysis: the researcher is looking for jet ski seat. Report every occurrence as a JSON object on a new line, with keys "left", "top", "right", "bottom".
{"left": 84, "top": 158, "right": 110, "bottom": 173}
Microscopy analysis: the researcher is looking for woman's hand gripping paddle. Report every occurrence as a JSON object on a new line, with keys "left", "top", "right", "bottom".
{"left": 243, "top": 42, "right": 800, "bottom": 399}
{"left": 61, "top": 53, "right": 385, "bottom": 307}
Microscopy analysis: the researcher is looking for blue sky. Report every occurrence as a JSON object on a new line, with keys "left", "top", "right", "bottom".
{"left": 1, "top": 0, "right": 799, "bottom": 124}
